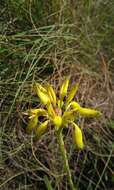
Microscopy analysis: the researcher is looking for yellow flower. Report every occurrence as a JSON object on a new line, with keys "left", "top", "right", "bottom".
{"left": 28, "top": 108, "right": 47, "bottom": 116}
{"left": 47, "top": 104, "right": 56, "bottom": 118}
{"left": 67, "top": 101, "right": 81, "bottom": 111}
{"left": 33, "top": 83, "right": 50, "bottom": 105}
{"left": 35, "top": 120, "right": 49, "bottom": 139}
{"left": 34, "top": 83, "right": 47, "bottom": 94}
{"left": 60, "top": 78, "right": 69, "bottom": 101}
{"left": 53, "top": 116, "right": 62, "bottom": 130}
{"left": 72, "top": 122, "right": 84, "bottom": 149}
{"left": 62, "top": 109, "right": 76, "bottom": 123}
{"left": 47, "top": 84, "right": 56, "bottom": 107}
{"left": 78, "top": 107, "right": 102, "bottom": 117}
{"left": 58, "top": 99, "right": 63, "bottom": 108}
{"left": 25, "top": 78, "right": 102, "bottom": 148}
{"left": 66, "top": 83, "right": 78, "bottom": 106}
{"left": 67, "top": 101, "right": 102, "bottom": 117}
{"left": 26, "top": 115, "right": 38, "bottom": 134}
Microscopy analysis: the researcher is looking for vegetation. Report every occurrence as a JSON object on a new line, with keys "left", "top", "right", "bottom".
{"left": 0, "top": 0, "right": 114, "bottom": 190}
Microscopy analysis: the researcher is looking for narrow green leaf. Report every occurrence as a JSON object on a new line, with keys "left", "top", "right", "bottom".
{"left": 44, "top": 175, "right": 54, "bottom": 190}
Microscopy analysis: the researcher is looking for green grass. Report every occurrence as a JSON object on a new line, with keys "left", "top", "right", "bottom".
{"left": 0, "top": 0, "right": 114, "bottom": 189}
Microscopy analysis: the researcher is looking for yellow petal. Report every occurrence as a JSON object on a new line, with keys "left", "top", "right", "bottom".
{"left": 33, "top": 83, "right": 47, "bottom": 94}
{"left": 67, "top": 101, "right": 81, "bottom": 111}
{"left": 66, "top": 83, "right": 78, "bottom": 106}
{"left": 60, "top": 78, "right": 70, "bottom": 100}
{"left": 37, "top": 89, "right": 50, "bottom": 105}
{"left": 35, "top": 120, "right": 49, "bottom": 139}
{"left": 53, "top": 116, "right": 62, "bottom": 129}
{"left": 26, "top": 115, "right": 38, "bottom": 134}
{"left": 72, "top": 123, "right": 84, "bottom": 149}
{"left": 66, "top": 101, "right": 102, "bottom": 118}
{"left": 28, "top": 108, "right": 46, "bottom": 116}
{"left": 62, "top": 109, "right": 76, "bottom": 123}
{"left": 33, "top": 83, "right": 50, "bottom": 105}
{"left": 78, "top": 108, "right": 102, "bottom": 117}
{"left": 47, "top": 104, "right": 56, "bottom": 118}
{"left": 47, "top": 84, "right": 56, "bottom": 107}
{"left": 58, "top": 99, "right": 64, "bottom": 108}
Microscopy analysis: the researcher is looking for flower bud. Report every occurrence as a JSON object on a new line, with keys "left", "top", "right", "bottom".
{"left": 37, "top": 88, "right": 50, "bottom": 105}
{"left": 60, "top": 78, "right": 69, "bottom": 100}
{"left": 58, "top": 99, "right": 63, "bottom": 108}
{"left": 67, "top": 101, "right": 81, "bottom": 111}
{"left": 33, "top": 83, "right": 50, "bottom": 105}
{"left": 29, "top": 108, "right": 46, "bottom": 116}
{"left": 62, "top": 109, "right": 76, "bottom": 123}
{"left": 47, "top": 104, "right": 56, "bottom": 118}
{"left": 34, "top": 83, "right": 47, "bottom": 94}
{"left": 53, "top": 116, "right": 62, "bottom": 129}
{"left": 26, "top": 115, "right": 38, "bottom": 134}
{"left": 72, "top": 123, "right": 84, "bottom": 149}
{"left": 78, "top": 108, "right": 102, "bottom": 117}
{"left": 47, "top": 84, "right": 56, "bottom": 107}
{"left": 66, "top": 83, "right": 78, "bottom": 106}
{"left": 35, "top": 120, "right": 49, "bottom": 139}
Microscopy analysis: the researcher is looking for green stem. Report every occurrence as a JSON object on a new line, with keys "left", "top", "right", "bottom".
{"left": 57, "top": 130, "right": 76, "bottom": 190}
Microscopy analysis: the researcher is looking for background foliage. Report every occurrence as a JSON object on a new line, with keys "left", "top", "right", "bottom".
{"left": 0, "top": 0, "right": 114, "bottom": 189}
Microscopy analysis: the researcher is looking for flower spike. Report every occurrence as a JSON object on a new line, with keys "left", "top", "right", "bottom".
{"left": 23, "top": 78, "right": 103, "bottom": 190}
{"left": 25, "top": 78, "right": 102, "bottom": 151}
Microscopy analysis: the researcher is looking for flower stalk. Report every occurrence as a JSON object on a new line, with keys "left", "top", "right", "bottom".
{"left": 57, "top": 129, "right": 76, "bottom": 190}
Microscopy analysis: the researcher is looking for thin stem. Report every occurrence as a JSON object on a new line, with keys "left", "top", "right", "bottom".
{"left": 57, "top": 130, "right": 76, "bottom": 190}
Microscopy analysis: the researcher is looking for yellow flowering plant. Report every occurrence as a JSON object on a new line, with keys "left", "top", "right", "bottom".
{"left": 24, "top": 78, "right": 102, "bottom": 190}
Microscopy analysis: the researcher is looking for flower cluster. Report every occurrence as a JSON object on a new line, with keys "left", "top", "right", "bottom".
{"left": 25, "top": 78, "right": 102, "bottom": 149}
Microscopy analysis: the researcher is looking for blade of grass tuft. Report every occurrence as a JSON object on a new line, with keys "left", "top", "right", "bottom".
{"left": 44, "top": 175, "right": 54, "bottom": 190}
